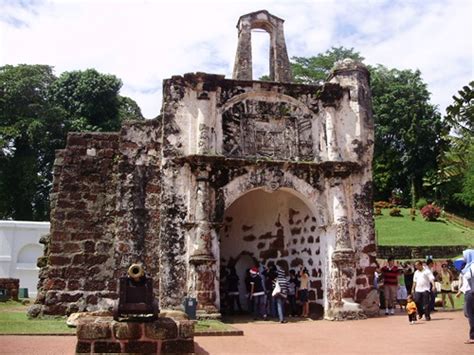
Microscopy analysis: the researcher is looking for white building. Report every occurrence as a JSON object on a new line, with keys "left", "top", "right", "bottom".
{"left": 0, "top": 220, "right": 49, "bottom": 297}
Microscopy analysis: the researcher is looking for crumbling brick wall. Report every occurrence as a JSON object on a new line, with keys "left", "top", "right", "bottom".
{"left": 30, "top": 121, "right": 162, "bottom": 317}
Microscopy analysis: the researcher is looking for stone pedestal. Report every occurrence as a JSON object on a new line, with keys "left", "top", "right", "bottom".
{"left": 75, "top": 316, "right": 195, "bottom": 354}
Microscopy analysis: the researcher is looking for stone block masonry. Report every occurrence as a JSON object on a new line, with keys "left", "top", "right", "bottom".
{"left": 32, "top": 10, "right": 376, "bottom": 321}
{"left": 75, "top": 316, "right": 195, "bottom": 354}
{"left": 0, "top": 278, "right": 19, "bottom": 301}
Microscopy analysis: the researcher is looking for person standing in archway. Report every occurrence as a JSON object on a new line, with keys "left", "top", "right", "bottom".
{"left": 381, "top": 256, "right": 399, "bottom": 315}
{"left": 299, "top": 266, "right": 310, "bottom": 318}
{"left": 227, "top": 266, "right": 243, "bottom": 314}
{"left": 249, "top": 267, "right": 267, "bottom": 320}
{"left": 272, "top": 266, "right": 289, "bottom": 323}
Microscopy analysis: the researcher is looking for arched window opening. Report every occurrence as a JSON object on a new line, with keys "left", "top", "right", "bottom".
{"left": 251, "top": 29, "right": 271, "bottom": 81}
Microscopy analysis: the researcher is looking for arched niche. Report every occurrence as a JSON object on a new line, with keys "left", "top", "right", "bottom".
{"left": 17, "top": 244, "right": 42, "bottom": 264}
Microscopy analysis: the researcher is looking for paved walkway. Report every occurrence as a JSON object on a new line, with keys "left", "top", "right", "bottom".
{"left": 1, "top": 310, "right": 472, "bottom": 354}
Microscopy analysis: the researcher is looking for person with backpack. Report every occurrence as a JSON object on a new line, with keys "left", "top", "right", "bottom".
{"left": 272, "top": 265, "right": 289, "bottom": 323}
{"left": 456, "top": 249, "right": 474, "bottom": 345}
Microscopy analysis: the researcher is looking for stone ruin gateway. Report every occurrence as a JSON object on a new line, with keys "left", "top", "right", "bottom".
{"left": 30, "top": 10, "right": 377, "bottom": 321}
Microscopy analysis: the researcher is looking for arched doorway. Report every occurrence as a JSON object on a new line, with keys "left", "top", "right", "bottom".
{"left": 219, "top": 187, "right": 324, "bottom": 315}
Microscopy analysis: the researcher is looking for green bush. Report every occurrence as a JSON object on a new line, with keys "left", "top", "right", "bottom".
{"left": 374, "top": 201, "right": 392, "bottom": 209}
{"left": 416, "top": 198, "right": 428, "bottom": 210}
{"left": 389, "top": 207, "right": 402, "bottom": 217}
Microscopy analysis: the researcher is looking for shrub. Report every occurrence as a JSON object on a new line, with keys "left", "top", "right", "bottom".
{"left": 410, "top": 208, "right": 417, "bottom": 216}
{"left": 374, "top": 201, "right": 392, "bottom": 209}
{"left": 374, "top": 207, "right": 383, "bottom": 216}
{"left": 389, "top": 207, "right": 402, "bottom": 217}
{"left": 421, "top": 204, "right": 441, "bottom": 221}
{"left": 415, "top": 198, "right": 428, "bottom": 210}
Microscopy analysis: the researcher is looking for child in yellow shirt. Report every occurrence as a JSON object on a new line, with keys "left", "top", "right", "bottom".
{"left": 406, "top": 294, "right": 417, "bottom": 324}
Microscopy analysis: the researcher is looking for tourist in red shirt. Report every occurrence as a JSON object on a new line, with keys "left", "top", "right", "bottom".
{"left": 381, "top": 256, "right": 399, "bottom": 315}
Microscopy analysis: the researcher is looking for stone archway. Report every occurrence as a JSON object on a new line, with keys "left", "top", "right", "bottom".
{"left": 219, "top": 187, "right": 326, "bottom": 315}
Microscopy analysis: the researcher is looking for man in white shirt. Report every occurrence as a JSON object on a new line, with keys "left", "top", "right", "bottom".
{"left": 412, "top": 260, "right": 435, "bottom": 321}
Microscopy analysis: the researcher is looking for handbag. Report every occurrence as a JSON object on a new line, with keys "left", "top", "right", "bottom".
{"left": 272, "top": 280, "right": 281, "bottom": 297}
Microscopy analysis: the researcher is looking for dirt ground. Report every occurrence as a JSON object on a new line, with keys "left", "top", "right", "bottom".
{"left": 1, "top": 310, "right": 473, "bottom": 354}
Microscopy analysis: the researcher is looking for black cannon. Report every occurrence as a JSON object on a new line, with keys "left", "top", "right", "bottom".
{"left": 113, "top": 263, "right": 159, "bottom": 321}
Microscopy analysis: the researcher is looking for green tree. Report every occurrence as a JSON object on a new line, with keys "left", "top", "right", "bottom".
{"left": 0, "top": 64, "right": 67, "bottom": 220}
{"left": 438, "top": 81, "right": 474, "bottom": 211}
{"left": 49, "top": 69, "right": 142, "bottom": 131}
{"left": 445, "top": 81, "right": 474, "bottom": 135}
{"left": 0, "top": 65, "right": 144, "bottom": 220}
{"left": 291, "top": 46, "right": 364, "bottom": 84}
{"left": 371, "top": 65, "right": 446, "bottom": 202}
{"left": 289, "top": 47, "right": 446, "bottom": 203}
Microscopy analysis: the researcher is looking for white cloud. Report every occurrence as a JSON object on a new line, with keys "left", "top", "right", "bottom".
{"left": 1, "top": 0, "right": 472, "bottom": 117}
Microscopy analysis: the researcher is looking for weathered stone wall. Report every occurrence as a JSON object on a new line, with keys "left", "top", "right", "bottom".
{"left": 377, "top": 245, "right": 468, "bottom": 260}
{"left": 160, "top": 62, "right": 374, "bottom": 318}
{"left": 31, "top": 121, "right": 162, "bottom": 317}
{"left": 33, "top": 11, "right": 375, "bottom": 321}
{"left": 75, "top": 315, "right": 194, "bottom": 354}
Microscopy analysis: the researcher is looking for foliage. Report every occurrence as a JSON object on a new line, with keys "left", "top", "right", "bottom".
{"left": 415, "top": 198, "right": 428, "bottom": 209}
{"left": 290, "top": 47, "right": 446, "bottom": 205}
{"left": 291, "top": 46, "right": 364, "bottom": 84}
{"left": 0, "top": 64, "right": 143, "bottom": 220}
{"left": 421, "top": 204, "right": 441, "bottom": 221}
{"left": 445, "top": 81, "right": 474, "bottom": 135}
{"left": 454, "top": 143, "right": 474, "bottom": 207}
{"left": 374, "top": 207, "right": 383, "bottom": 216}
{"left": 0, "top": 64, "right": 66, "bottom": 220}
{"left": 375, "top": 208, "right": 474, "bottom": 246}
{"left": 428, "top": 81, "right": 474, "bottom": 212}
{"left": 374, "top": 201, "right": 392, "bottom": 209}
{"left": 49, "top": 69, "right": 124, "bottom": 131}
{"left": 370, "top": 65, "right": 447, "bottom": 203}
{"left": 389, "top": 207, "right": 402, "bottom": 217}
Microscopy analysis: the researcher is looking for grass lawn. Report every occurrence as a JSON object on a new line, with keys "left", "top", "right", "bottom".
{"left": 194, "top": 319, "right": 236, "bottom": 332}
{"left": 0, "top": 301, "right": 74, "bottom": 334}
{"left": 375, "top": 208, "right": 474, "bottom": 246}
{"left": 0, "top": 301, "right": 234, "bottom": 335}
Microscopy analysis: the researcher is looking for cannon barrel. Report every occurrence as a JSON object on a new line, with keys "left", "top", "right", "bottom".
{"left": 127, "top": 263, "right": 145, "bottom": 281}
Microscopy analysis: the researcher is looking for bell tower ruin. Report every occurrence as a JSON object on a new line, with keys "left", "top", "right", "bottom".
{"left": 30, "top": 10, "right": 376, "bottom": 321}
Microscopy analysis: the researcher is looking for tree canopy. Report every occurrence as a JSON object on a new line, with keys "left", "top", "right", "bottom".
{"left": 437, "top": 81, "right": 474, "bottom": 211}
{"left": 291, "top": 46, "right": 364, "bottom": 84}
{"left": 290, "top": 48, "right": 447, "bottom": 205}
{"left": 0, "top": 64, "right": 143, "bottom": 220}
{"left": 370, "top": 65, "right": 446, "bottom": 202}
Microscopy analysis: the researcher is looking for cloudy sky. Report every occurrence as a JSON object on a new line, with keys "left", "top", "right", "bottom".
{"left": 1, "top": 0, "right": 472, "bottom": 118}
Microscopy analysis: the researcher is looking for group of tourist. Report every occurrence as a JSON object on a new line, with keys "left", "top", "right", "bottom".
{"left": 221, "top": 262, "right": 311, "bottom": 323}
{"left": 376, "top": 257, "right": 457, "bottom": 318}
{"left": 377, "top": 249, "right": 474, "bottom": 344}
